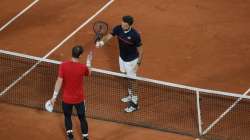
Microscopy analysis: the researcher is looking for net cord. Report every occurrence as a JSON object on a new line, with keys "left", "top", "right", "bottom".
{"left": 1, "top": 49, "right": 250, "bottom": 100}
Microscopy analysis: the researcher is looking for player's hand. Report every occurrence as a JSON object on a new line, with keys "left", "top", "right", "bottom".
{"left": 50, "top": 98, "right": 56, "bottom": 106}
{"left": 95, "top": 41, "right": 104, "bottom": 48}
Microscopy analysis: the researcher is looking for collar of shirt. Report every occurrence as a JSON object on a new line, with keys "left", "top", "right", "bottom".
{"left": 123, "top": 27, "right": 132, "bottom": 34}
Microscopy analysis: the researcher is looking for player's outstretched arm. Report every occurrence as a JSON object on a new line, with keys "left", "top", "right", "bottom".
{"left": 96, "top": 33, "right": 113, "bottom": 48}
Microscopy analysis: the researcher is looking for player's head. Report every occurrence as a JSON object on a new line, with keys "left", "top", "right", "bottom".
{"left": 121, "top": 15, "right": 134, "bottom": 31}
{"left": 72, "top": 45, "right": 84, "bottom": 58}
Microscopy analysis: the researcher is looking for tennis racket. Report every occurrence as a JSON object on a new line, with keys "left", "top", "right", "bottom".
{"left": 86, "top": 21, "right": 109, "bottom": 67}
{"left": 93, "top": 21, "right": 109, "bottom": 42}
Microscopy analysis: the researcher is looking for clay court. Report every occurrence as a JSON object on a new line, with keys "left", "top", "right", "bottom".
{"left": 1, "top": 0, "right": 250, "bottom": 140}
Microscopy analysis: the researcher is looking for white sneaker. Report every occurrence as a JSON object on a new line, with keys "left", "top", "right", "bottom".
{"left": 121, "top": 95, "right": 138, "bottom": 103}
{"left": 121, "top": 95, "right": 131, "bottom": 103}
{"left": 131, "top": 95, "right": 138, "bottom": 104}
{"left": 124, "top": 106, "right": 138, "bottom": 113}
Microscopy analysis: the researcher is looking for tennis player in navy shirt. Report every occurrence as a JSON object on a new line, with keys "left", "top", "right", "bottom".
{"left": 96, "top": 15, "right": 143, "bottom": 113}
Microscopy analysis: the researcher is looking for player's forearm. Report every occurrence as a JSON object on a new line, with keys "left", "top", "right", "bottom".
{"left": 52, "top": 77, "right": 63, "bottom": 99}
{"left": 137, "top": 47, "right": 143, "bottom": 63}
{"left": 101, "top": 34, "right": 113, "bottom": 44}
{"left": 96, "top": 34, "right": 113, "bottom": 48}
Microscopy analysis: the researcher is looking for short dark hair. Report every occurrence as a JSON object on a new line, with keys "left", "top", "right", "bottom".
{"left": 122, "top": 15, "right": 134, "bottom": 26}
{"left": 72, "top": 45, "right": 84, "bottom": 58}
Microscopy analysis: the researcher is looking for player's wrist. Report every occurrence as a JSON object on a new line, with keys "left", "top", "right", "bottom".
{"left": 52, "top": 91, "right": 59, "bottom": 100}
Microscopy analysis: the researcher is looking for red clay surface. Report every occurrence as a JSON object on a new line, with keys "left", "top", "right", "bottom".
{"left": 0, "top": 0, "right": 33, "bottom": 26}
{"left": 1, "top": 0, "right": 250, "bottom": 140}
{"left": 0, "top": 103, "right": 193, "bottom": 140}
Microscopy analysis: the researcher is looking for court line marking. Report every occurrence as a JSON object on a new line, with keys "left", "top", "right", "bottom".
{"left": 0, "top": 0, "right": 115, "bottom": 96}
{"left": 0, "top": 0, "right": 40, "bottom": 32}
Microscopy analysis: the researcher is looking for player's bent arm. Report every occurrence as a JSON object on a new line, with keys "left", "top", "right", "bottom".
{"left": 137, "top": 46, "right": 143, "bottom": 65}
{"left": 96, "top": 33, "right": 113, "bottom": 47}
{"left": 102, "top": 33, "right": 113, "bottom": 44}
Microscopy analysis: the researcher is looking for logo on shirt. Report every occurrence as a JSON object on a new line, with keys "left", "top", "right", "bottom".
{"left": 127, "top": 36, "right": 132, "bottom": 40}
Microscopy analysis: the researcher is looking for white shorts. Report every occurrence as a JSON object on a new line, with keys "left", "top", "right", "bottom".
{"left": 119, "top": 56, "right": 138, "bottom": 77}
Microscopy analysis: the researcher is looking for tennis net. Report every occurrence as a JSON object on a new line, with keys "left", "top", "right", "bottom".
{"left": 0, "top": 49, "right": 250, "bottom": 140}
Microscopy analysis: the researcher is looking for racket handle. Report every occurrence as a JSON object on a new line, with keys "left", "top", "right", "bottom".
{"left": 95, "top": 33, "right": 101, "bottom": 42}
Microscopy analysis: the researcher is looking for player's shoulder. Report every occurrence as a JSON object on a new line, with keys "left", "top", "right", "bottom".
{"left": 131, "top": 27, "right": 140, "bottom": 34}
{"left": 113, "top": 25, "right": 122, "bottom": 31}
{"left": 131, "top": 28, "right": 141, "bottom": 36}
{"left": 61, "top": 60, "right": 71, "bottom": 65}
{"left": 111, "top": 25, "right": 122, "bottom": 35}
{"left": 114, "top": 24, "right": 122, "bottom": 28}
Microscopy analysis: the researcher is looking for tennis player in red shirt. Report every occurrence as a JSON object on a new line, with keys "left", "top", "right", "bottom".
{"left": 50, "top": 45, "right": 90, "bottom": 140}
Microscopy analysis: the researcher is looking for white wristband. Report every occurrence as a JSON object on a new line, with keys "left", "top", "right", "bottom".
{"left": 52, "top": 91, "right": 58, "bottom": 100}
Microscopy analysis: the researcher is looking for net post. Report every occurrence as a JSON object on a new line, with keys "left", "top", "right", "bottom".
{"left": 196, "top": 90, "right": 203, "bottom": 136}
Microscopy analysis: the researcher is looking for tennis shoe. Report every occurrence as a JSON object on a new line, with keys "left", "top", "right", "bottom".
{"left": 121, "top": 95, "right": 138, "bottom": 103}
{"left": 66, "top": 132, "right": 74, "bottom": 140}
{"left": 82, "top": 136, "right": 89, "bottom": 140}
{"left": 121, "top": 88, "right": 133, "bottom": 102}
{"left": 124, "top": 106, "right": 138, "bottom": 113}
{"left": 121, "top": 95, "right": 131, "bottom": 102}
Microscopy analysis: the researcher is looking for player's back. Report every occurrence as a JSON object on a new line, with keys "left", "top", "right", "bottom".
{"left": 60, "top": 61, "right": 88, "bottom": 103}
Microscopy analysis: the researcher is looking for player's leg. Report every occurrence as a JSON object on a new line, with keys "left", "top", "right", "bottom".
{"left": 120, "top": 57, "right": 138, "bottom": 100}
{"left": 123, "top": 58, "right": 139, "bottom": 113}
{"left": 119, "top": 56, "right": 130, "bottom": 101}
{"left": 119, "top": 56, "right": 126, "bottom": 74}
{"left": 75, "top": 101, "right": 89, "bottom": 140}
{"left": 119, "top": 56, "right": 131, "bottom": 102}
{"left": 62, "top": 102, "right": 74, "bottom": 140}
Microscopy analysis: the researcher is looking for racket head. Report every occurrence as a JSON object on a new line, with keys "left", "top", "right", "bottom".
{"left": 93, "top": 21, "right": 109, "bottom": 42}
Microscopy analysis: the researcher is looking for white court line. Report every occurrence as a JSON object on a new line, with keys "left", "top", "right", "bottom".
{"left": 43, "top": 0, "right": 115, "bottom": 59}
{"left": 0, "top": 0, "right": 40, "bottom": 32}
{"left": 202, "top": 88, "right": 250, "bottom": 135}
{"left": 0, "top": 0, "right": 115, "bottom": 96}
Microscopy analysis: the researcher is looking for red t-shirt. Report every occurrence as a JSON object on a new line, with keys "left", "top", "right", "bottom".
{"left": 59, "top": 61, "right": 89, "bottom": 104}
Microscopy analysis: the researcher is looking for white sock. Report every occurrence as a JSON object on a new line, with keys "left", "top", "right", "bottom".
{"left": 66, "top": 130, "right": 73, "bottom": 134}
{"left": 128, "top": 88, "right": 133, "bottom": 96}
{"left": 82, "top": 134, "right": 88, "bottom": 137}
